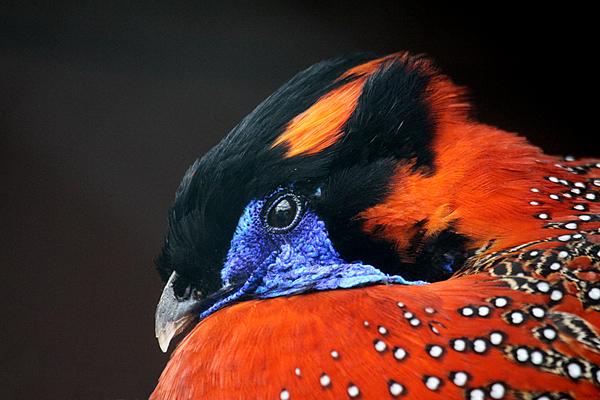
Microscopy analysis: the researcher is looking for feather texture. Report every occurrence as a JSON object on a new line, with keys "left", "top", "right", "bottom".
{"left": 151, "top": 52, "right": 600, "bottom": 399}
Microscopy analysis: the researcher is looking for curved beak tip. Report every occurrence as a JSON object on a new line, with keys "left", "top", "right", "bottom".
{"left": 157, "top": 328, "right": 175, "bottom": 353}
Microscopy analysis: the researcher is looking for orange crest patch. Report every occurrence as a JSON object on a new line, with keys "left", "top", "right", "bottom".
{"left": 272, "top": 53, "right": 405, "bottom": 158}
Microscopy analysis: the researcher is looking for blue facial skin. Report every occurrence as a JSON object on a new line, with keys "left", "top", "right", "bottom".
{"left": 198, "top": 189, "right": 427, "bottom": 320}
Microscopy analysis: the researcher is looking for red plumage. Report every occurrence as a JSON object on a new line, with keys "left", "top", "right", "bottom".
{"left": 151, "top": 53, "right": 600, "bottom": 399}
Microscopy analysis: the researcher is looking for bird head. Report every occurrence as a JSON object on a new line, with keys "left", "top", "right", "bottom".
{"left": 154, "top": 52, "right": 538, "bottom": 352}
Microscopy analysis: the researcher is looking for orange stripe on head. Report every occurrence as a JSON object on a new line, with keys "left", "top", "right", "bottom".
{"left": 272, "top": 78, "right": 364, "bottom": 157}
{"left": 339, "top": 52, "right": 404, "bottom": 80}
{"left": 272, "top": 54, "right": 403, "bottom": 158}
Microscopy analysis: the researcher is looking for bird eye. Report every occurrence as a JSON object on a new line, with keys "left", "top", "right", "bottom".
{"left": 264, "top": 192, "right": 303, "bottom": 233}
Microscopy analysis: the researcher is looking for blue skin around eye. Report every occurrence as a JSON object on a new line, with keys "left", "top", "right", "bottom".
{"left": 199, "top": 196, "right": 427, "bottom": 320}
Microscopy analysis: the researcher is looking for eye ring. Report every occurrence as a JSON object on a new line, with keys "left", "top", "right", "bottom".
{"left": 262, "top": 191, "right": 304, "bottom": 234}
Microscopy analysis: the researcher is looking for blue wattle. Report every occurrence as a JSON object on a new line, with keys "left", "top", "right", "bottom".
{"left": 200, "top": 197, "right": 426, "bottom": 320}
{"left": 255, "top": 239, "right": 421, "bottom": 297}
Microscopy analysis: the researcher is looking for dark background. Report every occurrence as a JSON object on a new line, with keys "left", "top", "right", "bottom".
{"left": 0, "top": 2, "right": 593, "bottom": 399}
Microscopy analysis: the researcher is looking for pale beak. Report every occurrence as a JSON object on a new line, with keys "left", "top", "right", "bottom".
{"left": 155, "top": 271, "right": 201, "bottom": 353}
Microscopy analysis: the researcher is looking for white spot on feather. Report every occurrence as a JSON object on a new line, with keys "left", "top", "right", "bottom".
{"left": 320, "top": 374, "right": 331, "bottom": 387}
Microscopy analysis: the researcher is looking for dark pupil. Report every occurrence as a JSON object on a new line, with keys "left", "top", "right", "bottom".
{"left": 268, "top": 197, "right": 297, "bottom": 228}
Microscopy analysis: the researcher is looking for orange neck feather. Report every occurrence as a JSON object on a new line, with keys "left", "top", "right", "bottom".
{"left": 360, "top": 119, "right": 569, "bottom": 259}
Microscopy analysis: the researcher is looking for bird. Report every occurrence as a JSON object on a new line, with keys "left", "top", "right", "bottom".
{"left": 150, "top": 52, "right": 600, "bottom": 400}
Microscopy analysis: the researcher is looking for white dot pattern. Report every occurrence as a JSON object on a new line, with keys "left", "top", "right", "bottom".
{"left": 389, "top": 381, "right": 403, "bottom": 396}
{"left": 347, "top": 384, "right": 360, "bottom": 397}
{"left": 320, "top": 374, "right": 331, "bottom": 387}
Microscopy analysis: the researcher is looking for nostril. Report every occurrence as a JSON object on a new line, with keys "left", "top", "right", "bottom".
{"left": 173, "top": 275, "right": 194, "bottom": 300}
